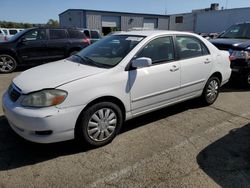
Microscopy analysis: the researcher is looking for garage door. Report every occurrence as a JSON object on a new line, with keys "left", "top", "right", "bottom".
{"left": 143, "top": 18, "right": 158, "bottom": 29}
{"left": 102, "top": 16, "right": 121, "bottom": 27}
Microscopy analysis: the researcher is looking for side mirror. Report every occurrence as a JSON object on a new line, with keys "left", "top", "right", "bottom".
{"left": 131, "top": 57, "right": 152, "bottom": 68}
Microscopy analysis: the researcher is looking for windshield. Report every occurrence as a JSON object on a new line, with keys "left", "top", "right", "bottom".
{"left": 69, "top": 35, "right": 145, "bottom": 68}
{"left": 219, "top": 23, "right": 250, "bottom": 39}
{"left": 7, "top": 29, "right": 29, "bottom": 41}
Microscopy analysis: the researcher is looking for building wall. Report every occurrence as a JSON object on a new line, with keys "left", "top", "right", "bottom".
{"left": 86, "top": 12, "right": 102, "bottom": 31}
{"left": 60, "top": 10, "right": 169, "bottom": 32}
{"left": 169, "top": 13, "right": 194, "bottom": 32}
{"left": 158, "top": 18, "right": 170, "bottom": 30}
{"left": 59, "top": 10, "right": 85, "bottom": 28}
{"left": 121, "top": 16, "right": 143, "bottom": 31}
{"left": 195, "top": 8, "right": 250, "bottom": 33}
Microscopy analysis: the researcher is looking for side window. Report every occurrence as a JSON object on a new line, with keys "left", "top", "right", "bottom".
{"left": 67, "top": 29, "right": 85, "bottom": 39}
{"left": 137, "top": 36, "right": 175, "bottom": 64}
{"left": 176, "top": 36, "right": 209, "bottom": 59}
{"left": 49, "top": 29, "right": 67, "bottom": 40}
{"left": 90, "top": 31, "right": 100, "bottom": 39}
{"left": 0, "top": 30, "right": 2, "bottom": 34}
{"left": 3, "top": 30, "right": 8, "bottom": 35}
{"left": 23, "top": 29, "right": 46, "bottom": 41}
{"left": 9, "top": 30, "right": 18, "bottom": 35}
{"left": 84, "top": 30, "right": 90, "bottom": 38}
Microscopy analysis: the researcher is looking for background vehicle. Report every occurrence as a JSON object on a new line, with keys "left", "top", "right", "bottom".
{"left": 2, "top": 31, "right": 231, "bottom": 147}
{"left": 0, "top": 28, "right": 24, "bottom": 42}
{"left": 210, "top": 22, "right": 250, "bottom": 86}
{"left": 82, "top": 29, "right": 102, "bottom": 43}
{"left": 0, "top": 27, "right": 90, "bottom": 73}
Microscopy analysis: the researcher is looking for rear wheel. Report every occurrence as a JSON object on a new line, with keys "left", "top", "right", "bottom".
{"left": 75, "top": 102, "right": 123, "bottom": 147}
{"left": 0, "top": 54, "right": 17, "bottom": 73}
{"left": 201, "top": 77, "right": 220, "bottom": 105}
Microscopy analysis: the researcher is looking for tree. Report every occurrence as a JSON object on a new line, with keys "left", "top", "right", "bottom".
{"left": 46, "top": 19, "right": 59, "bottom": 28}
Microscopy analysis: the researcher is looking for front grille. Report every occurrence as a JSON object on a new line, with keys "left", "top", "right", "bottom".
{"left": 8, "top": 84, "right": 21, "bottom": 102}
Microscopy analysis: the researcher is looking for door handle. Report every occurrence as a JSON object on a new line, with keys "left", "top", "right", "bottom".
{"left": 170, "top": 65, "right": 179, "bottom": 72}
{"left": 204, "top": 59, "right": 212, "bottom": 64}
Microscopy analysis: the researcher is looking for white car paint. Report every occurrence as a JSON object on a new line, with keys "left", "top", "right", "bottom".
{"left": 2, "top": 30, "right": 231, "bottom": 144}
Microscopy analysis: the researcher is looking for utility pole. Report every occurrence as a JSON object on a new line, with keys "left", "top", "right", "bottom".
{"left": 164, "top": 0, "right": 168, "bottom": 15}
{"left": 225, "top": 0, "right": 228, "bottom": 9}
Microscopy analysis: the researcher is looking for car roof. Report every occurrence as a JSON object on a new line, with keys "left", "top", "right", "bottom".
{"left": 113, "top": 30, "right": 196, "bottom": 37}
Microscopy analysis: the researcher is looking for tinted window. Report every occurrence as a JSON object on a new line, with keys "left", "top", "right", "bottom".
{"left": 0, "top": 30, "right": 2, "bottom": 34}
{"left": 23, "top": 29, "right": 46, "bottom": 41}
{"left": 9, "top": 30, "right": 18, "bottom": 35}
{"left": 91, "top": 31, "right": 100, "bottom": 39}
{"left": 67, "top": 29, "right": 86, "bottom": 39}
{"left": 84, "top": 30, "right": 90, "bottom": 38}
{"left": 176, "top": 36, "right": 208, "bottom": 59}
{"left": 219, "top": 23, "right": 250, "bottom": 39}
{"left": 49, "top": 29, "right": 67, "bottom": 39}
{"left": 137, "top": 36, "right": 175, "bottom": 64}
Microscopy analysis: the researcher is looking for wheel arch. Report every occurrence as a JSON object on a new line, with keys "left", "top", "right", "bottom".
{"left": 74, "top": 95, "right": 126, "bottom": 133}
{"left": 0, "top": 49, "right": 19, "bottom": 63}
{"left": 209, "top": 72, "right": 222, "bottom": 85}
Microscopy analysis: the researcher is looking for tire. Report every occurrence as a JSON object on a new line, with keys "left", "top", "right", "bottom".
{"left": 75, "top": 102, "right": 123, "bottom": 147}
{"left": 201, "top": 77, "right": 220, "bottom": 105}
{"left": 0, "top": 54, "right": 17, "bottom": 73}
{"left": 245, "top": 71, "right": 250, "bottom": 88}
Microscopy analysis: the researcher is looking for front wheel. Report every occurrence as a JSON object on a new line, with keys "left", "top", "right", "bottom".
{"left": 75, "top": 102, "right": 123, "bottom": 147}
{"left": 201, "top": 77, "right": 220, "bottom": 105}
{"left": 0, "top": 54, "right": 17, "bottom": 73}
{"left": 245, "top": 72, "right": 250, "bottom": 88}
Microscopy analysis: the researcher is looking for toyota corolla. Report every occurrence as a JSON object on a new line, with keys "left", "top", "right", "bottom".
{"left": 2, "top": 31, "right": 231, "bottom": 147}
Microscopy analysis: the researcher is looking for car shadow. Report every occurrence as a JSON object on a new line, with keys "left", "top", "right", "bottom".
{"left": 220, "top": 81, "right": 249, "bottom": 93}
{"left": 197, "top": 123, "right": 250, "bottom": 187}
{"left": 0, "top": 98, "right": 203, "bottom": 171}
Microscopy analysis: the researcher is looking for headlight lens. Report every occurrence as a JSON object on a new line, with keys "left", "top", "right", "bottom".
{"left": 230, "top": 50, "right": 250, "bottom": 61}
{"left": 21, "top": 89, "right": 67, "bottom": 107}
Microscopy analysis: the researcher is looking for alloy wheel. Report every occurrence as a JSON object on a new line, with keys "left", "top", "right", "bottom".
{"left": 0, "top": 55, "right": 16, "bottom": 73}
{"left": 206, "top": 79, "right": 219, "bottom": 103}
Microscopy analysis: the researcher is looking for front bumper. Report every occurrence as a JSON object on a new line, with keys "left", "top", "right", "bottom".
{"left": 2, "top": 92, "right": 85, "bottom": 144}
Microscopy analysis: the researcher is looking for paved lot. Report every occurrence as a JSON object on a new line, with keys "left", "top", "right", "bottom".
{"left": 0, "top": 71, "right": 250, "bottom": 187}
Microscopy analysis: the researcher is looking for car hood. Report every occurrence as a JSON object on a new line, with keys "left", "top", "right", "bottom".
{"left": 13, "top": 59, "right": 106, "bottom": 94}
{"left": 210, "top": 38, "right": 250, "bottom": 49}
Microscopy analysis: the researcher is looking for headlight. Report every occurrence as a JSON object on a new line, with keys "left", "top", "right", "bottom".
{"left": 230, "top": 50, "right": 250, "bottom": 61}
{"left": 21, "top": 89, "right": 67, "bottom": 107}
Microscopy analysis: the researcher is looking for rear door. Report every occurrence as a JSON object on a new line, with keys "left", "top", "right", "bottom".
{"left": 16, "top": 29, "right": 48, "bottom": 62}
{"left": 46, "top": 29, "right": 68, "bottom": 60}
{"left": 175, "top": 35, "right": 213, "bottom": 97}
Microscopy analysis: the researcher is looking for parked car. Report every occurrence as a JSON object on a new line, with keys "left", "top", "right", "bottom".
{"left": 0, "top": 28, "right": 24, "bottom": 42}
{"left": 0, "top": 27, "right": 90, "bottom": 73}
{"left": 210, "top": 22, "right": 250, "bottom": 86}
{"left": 82, "top": 29, "right": 102, "bottom": 43}
{"left": 2, "top": 30, "right": 231, "bottom": 147}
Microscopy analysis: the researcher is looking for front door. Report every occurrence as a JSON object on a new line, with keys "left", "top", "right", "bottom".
{"left": 129, "top": 36, "right": 181, "bottom": 115}
{"left": 16, "top": 29, "right": 48, "bottom": 62}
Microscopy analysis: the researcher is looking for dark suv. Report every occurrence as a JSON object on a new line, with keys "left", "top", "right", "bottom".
{"left": 0, "top": 28, "right": 90, "bottom": 73}
{"left": 210, "top": 22, "right": 250, "bottom": 86}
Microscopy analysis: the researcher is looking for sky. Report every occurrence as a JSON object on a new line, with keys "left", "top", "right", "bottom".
{"left": 0, "top": 0, "right": 250, "bottom": 23}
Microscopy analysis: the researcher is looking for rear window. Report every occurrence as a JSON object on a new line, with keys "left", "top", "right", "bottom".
{"left": 9, "top": 30, "right": 18, "bottom": 35}
{"left": 49, "top": 29, "right": 67, "bottom": 39}
{"left": 67, "top": 29, "right": 86, "bottom": 39}
{"left": 91, "top": 31, "right": 100, "bottom": 39}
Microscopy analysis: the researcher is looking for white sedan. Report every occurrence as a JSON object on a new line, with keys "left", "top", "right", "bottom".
{"left": 2, "top": 30, "right": 231, "bottom": 147}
